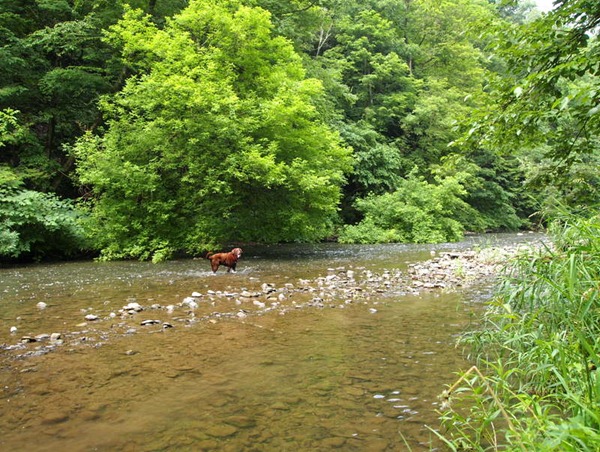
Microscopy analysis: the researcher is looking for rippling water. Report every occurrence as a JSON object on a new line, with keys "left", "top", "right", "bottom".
{"left": 0, "top": 233, "right": 545, "bottom": 451}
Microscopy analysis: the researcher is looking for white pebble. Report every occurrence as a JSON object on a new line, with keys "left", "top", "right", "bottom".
{"left": 182, "top": 297, "right": 198, "bottom": 309}
{"left": 10, "top": 326, "right": 17, "bottom": 334}
{"left": 36, "top": 302, "right": 47, "bottom": 310}
{"left": 123, "top": 302, "right": 143, "bottom": 312}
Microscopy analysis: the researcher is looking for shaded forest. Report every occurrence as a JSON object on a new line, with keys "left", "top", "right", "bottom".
{"left": 1, "top": 0, "right": 598, "bottom": 261}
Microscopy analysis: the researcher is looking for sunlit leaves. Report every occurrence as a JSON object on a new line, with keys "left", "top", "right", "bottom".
{"left": 75, "top": 0, "right": 351, "bottom": 259}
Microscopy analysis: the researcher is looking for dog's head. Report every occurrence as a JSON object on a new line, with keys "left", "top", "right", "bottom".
{"left": 231, "top": 247, "right": 243, "bottom": 258}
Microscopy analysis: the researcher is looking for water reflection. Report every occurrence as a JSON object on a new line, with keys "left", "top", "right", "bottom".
{"left": 0, "top": 233, "right": 545, "bottom": 451}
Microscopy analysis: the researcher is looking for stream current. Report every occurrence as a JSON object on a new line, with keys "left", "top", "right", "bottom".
{"left": 0, "top": 233, "right": 545, "bottom": 451}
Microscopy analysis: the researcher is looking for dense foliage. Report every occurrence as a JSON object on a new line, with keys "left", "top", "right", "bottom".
{"left": 0, "top": 166, "right": 87, "bottom": 260}
{"left": 74, "top": 1, "right": 351, "bottom": 260}
{"left": 0, "top": 0, "right": 598, "bottom": 261}
{"left": 436, "top": 2, "right": 600, "bottom": 448}
{"left": 465, "top": 0, "right": 600, "bottom": 216}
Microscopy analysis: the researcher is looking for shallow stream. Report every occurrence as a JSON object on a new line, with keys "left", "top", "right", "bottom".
{"left": 0, "top": 234, "right": 545, "bottom": 451}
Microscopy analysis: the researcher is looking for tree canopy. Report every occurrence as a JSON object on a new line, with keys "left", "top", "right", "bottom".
{"left": 1, "top": 0, "right": 597, "bottom": 261}
{"left": 73, "top": 1, "right": 351, "bottom": 261}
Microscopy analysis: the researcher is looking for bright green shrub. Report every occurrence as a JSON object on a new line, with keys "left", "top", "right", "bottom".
{"left": 338, "top": 171, "right": 479, "bottom": 244}
{"left": 0, "top": 167, "right": 89, "bottom": 260}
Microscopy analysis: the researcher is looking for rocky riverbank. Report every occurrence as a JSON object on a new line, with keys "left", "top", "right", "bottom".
{"left": 2, "top": 242, "right": 541, "bottom": 360}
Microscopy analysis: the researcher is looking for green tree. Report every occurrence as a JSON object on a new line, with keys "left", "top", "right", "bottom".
{"left": 74, "top": 0, "right": 351, "bottom": 261}
{"left": 338, "top": 167, "right": 479, "bottom": 244}
{"left": 465, "top": 0, "right": 600, "bottom": 211}
{"left": 0, "top": 0, "right": 187, "bottom": 195}
{"left": 308, "top": 0, "right": 522, "bottom": 233}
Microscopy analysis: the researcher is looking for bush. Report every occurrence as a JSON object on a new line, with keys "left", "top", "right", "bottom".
{"left": 338, "top": 171, "right": 479, "bottom": 244}
{"left": 0, "top": 167, "right": 90, "bottom": 261}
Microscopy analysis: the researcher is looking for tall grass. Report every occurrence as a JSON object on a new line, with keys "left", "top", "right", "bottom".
{"left": 438, "top": 213, "right": 600, "bottom": 450}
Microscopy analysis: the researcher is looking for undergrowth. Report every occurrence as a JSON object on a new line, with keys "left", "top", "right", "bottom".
{"left": 437, "top": 212, "right": 600, "bottom": 451}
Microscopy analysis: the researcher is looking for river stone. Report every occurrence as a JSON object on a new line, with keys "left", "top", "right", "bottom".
{"left": 343, "top": 386, "right": 364, "bottom": 397}
{"left": 140, "top": 319, "right": 160, "bottom": 326}
{"left": 362, "top": 439, "right": 390, "bottom": 452}
{"left": 195, "top": 440, "right": 219, "bottom": 450}
{"left": 36, "top": 301, "right": 47, "bottom": 310}
{"left": 182, "top": 297, "right": 198, "bottom": 309}
{"left": 224, "top": 415, "right": 256, "bottom": 429}
{"left": 270, "top": 401, "right": 289, "bottom": 410}
{"left": 85, "top": 314, "right": 99, "bottom": 321}
{"left": 321, "top": 437, "right": 346, "bottom": 448}
{"left": 123, "top": 302, "right": 143, "bottom": 312}
{"left": 41, "top": 411, "right": 69, "bottom": 425}
{"left": 205, "top": 424, "right": 238, "bottom": 438}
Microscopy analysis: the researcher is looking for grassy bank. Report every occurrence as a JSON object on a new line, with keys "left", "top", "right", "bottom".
{"left": 438, "top": 213, "right": 600, "bottom": 450}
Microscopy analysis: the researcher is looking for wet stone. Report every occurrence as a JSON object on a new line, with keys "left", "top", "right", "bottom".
{"left": 224, "top": 415, "right": 256, "bottom": 429}
{"left": 196, "top": 440, "right": 219, "bottom": 450}
{"left": 270, "top": 401, "right": 289, "bottom": 410}
{"left": 321, "top": 437, "right": 347, "bottom": 448}
{"left": 41, "top": 411, "right": 70, "bottom": 425}
{"left": 205, "top": 423, "right": 238, "bottom": 438}
{"left": 123, "top": 302, "right": 143, "bottom": 312}
{"left": 363, "top": 439, "right": 391, "bottom": 452}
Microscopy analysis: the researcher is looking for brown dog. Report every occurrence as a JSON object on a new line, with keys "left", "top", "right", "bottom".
{"left": 206, "top": 248, "right": 243, "bottom": 273}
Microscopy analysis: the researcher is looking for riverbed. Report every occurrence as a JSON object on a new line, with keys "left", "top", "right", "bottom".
{"left": 0, "top": 233, "right": 545, "bottom": 451}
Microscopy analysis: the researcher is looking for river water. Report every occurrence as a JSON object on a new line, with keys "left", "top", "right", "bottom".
{"left": 0, "top": 233, "right": 545, "bottom": 451}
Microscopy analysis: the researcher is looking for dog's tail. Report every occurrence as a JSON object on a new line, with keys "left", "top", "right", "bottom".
{"left": 205, "top": 252, "right": 214, "bottom": 260}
